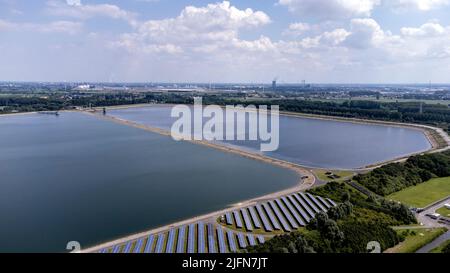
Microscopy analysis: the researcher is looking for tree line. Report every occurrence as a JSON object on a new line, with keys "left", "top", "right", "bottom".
{"left": 355, "top": 151, "right": 450, "bottom": 197}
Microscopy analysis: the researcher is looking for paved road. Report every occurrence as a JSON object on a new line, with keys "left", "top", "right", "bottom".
{"left": 416, "top": 197, "right": 450, "bottom": 228}
{"left": 416, "top": 231, "right": 450, "bottom": 253}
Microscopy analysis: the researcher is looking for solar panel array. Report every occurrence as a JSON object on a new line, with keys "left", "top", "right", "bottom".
{"left": 96, "top": 193, "right": 336, "bottom": 254}
{"left": 221, "top": 193, "right": 336, "bottom": 233}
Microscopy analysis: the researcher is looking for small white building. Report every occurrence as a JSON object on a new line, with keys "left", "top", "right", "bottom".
{"left": 445, "top": 203, "right": 450, "bottom": 210}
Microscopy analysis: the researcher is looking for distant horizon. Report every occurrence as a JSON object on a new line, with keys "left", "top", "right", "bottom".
{"left": 1, "top": 80, "right": 450, "bottom": 86}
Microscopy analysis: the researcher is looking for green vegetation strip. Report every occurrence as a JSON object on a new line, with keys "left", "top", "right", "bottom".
{"left": 387, "top": 228, "right": 447, "bottom": 253}
{"left": 314, "top": 170, "right": 354, "bottom": 182}
{"left": 436, "top": 206, "right": 450, "bottom": 218}
{"left": 387, "top": 177, "right": 450, "bottom": 208}
{"left": 429, "top": 240, "right": 450, "bottom": 253}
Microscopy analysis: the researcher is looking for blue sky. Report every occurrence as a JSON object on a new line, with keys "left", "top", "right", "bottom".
{"left": 1, "top": 0, "right": 450, "bottom": 83}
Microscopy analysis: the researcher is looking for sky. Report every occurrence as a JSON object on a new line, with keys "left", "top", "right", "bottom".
{"left": 1, "top": 0, "right": 450, "bottom": 83}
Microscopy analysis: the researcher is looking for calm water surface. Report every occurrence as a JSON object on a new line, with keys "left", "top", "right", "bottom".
{"left": 109, "top": 105, "right": 432, "bottom": 169}
{"left": 0, "top": 112, "right": 299, "bottom": 252}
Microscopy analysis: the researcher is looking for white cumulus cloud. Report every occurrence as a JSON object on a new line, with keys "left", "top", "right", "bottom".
{"left": 390, "top": 0, "right": 450, "bottom": 11}
{"left": 278, "top": 0, "right": 380, "bottom": 19}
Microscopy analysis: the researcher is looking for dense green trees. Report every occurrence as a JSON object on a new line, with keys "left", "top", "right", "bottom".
{"left": 355, "top": 151, "right": 450, "bottom": 196}
{"left": 247, "top": 182, "right": 410, "bottom": 253}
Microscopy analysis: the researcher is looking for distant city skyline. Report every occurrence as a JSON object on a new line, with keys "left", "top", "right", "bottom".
{"left": 1, "top": 0, "right": 450, "bottom": 83}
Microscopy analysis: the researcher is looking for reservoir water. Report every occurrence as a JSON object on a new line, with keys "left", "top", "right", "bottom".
{"left": 109, "top": 105, "right": 432, "bottom": 169}
{"left": 0, "top": 112, "right": 299, "bottom": 252}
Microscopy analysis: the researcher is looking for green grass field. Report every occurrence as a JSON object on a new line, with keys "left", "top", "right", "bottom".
{"left": 386, "top": 228, "right": 447, "bottom": 253}
{"left": 313, "top": 170, "right": 355, "bottom": 182}
{"left": 430, "top": 240, "right": 450, "bottom": 253}
{"left": 386, "top": 177, "right": 450, "bottom": 208}
{"left": 436, "top": 206, "right": 450, "bottom": 218}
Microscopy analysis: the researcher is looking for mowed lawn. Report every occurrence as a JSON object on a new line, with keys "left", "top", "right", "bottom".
{"left": 385, "top": 228, "right": 447, "bottom": 253}
{"left": 387, "top": 177, "right": 450, "bottom": 208}
{"left": 436, "top": 207, "right": 450, "bottom": 218}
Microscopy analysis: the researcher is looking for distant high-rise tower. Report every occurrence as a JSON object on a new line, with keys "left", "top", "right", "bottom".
{"left": 272, "top": 80, "right": 277, "bottom": 92}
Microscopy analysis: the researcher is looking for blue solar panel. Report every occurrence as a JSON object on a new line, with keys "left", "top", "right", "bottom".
{"left": 275, "top": 199, "right": 299, "bottom": 229}
{"left": 287, "top": 195, "right": 311, "bottom": 223}
{"left": 317, "top": 195, "right": 332, "bottom": 209}
{"left": 112, "top": 245, "right": 121, "bottom": 254}
{"left": 262, "top": 203, "right": 281, "bottom": 230}
{"left": 241, "top": 209, "right": 253, "bottom": 231}
{"left": 217, "top": 228, "right": 227, "bottom": 253}
{"left": 133, "top": 238, "right": 144, "bottom": 253}
{"left": 327, "top": 198, "right": 337, "bottom": 207}
{"left": 198, "top": 222, "right": 206, "bottom": 253}
{"left": 247, "top": 235, "right": 257, "bottom": 246}
{"left": 155, "top": 233, "right": 166, "bottom": 253}
{"left": 225, "top": 212, "right": 233, "bottom": 225}
{"left": 207, "top": 224, "right": 216, "bottom": 254}
{"left": 293, "top": 193, "right": 316, "bottom": 218}
{"left": 176, "top": 226, "right": 186, "bottom": 253}
{"left": 257, "top": 235, "right": 265, "bottom": 244}
{"left": 144, "top": 235, "right": 155, "bottom": 253}
{"left": 123, "top": 241, "right": 133, "bottom": 253}
{"left": 255, "top": 205, "right": 273, "bottom": 232}
{"left": 306, "top": 193, "right": 327, "bottom": 211}
{"left": 248, "top": 206, "right": 262, "bottom": 229}
{"left": 281, "top": 197, "right": 305, "bottom": 226}
{"left": 269, "top": 200, "right": 291, "bottom": 231}
{"left": 166, "top": 229, "right": 176, "bottom": 253}
{"left": 297, "top": 192, "right": 320, "bottom": 214}
{"left": 188, "top": 224, "right": 196, "bottom": 253}
{"left": 233, "top": 211, "right": 243, "bottom": 229}
{"left": 237, "top": 233, "right": 247, "bottom": 249}
{"left": 99, "top": 248, "right": 108, "bottom": 253}
{"left": 227, "top": 231, "right": 237, "bottom": 253}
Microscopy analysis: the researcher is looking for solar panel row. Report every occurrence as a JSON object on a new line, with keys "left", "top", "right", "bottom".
{"left": 327, "top": 198, "right": 337, "bottom": 207}
{"left": 256, "top": 204, "right": 273, "bottom": 232}
{"left": 248, "top": 206, "right": 262, "bottom": 229}
{"left": 207, "top": 223, "right": 216, "bottom": 254}
{"left": 237, "top": 233, "right": 247, "bottom": 249}
{"left": 166, "top": 229, "right": 176, "bottom": 253}
{"left": 306, "top": 193, "right": 326, "bottom": 211}
{"left": 123, "top": 241, "right": 133, "bottom": 253}
{"left": 188, "top": 224, "right": 196, "bottom": 253}
{"left": 297, "top": 192, "right": 320, "bottom": 214}
{"left": 281, "top": 196, "right": 305, "bottom": 226}
{"left": 144, "top": 235, "right": 155, "bottom": 253}
{"left": 227, "top": 231, "right": 237, "bottom": 253}
{"left": 247, "top": 234, "right": 257, "bottom": 246}
{"left": 269, "top": 201, "right": 291, "bottom": 232}
{"left": 217, "top": 228, "right": 227, "bottom": 254}
{"left": 225, "top": 212, "right": 233, "bottom": 225}
{"left": 176, "top": 226, "right": 186, "bottom": 253}
{"left": 233, "top": 211, "right": 243, "bottom": 229}
{"left": 155, "top": 233, "right": 166, "bottom": 253}
{"left": 112, "top": 245, "right": 121, "bottom": 254}
{"left": 241, "top": 209, "right": 253, "bottom": 231}
{"left": 133, "top": 238, "right": 144, "bottom": 253}
{"left": 287, "top": 195, "right": 311, "bottom": 223}
{"left": 257, "top": 236, "right": 265, "bottom": 244}
{"left": 262, "top": 203, "right": 281, "bottom": 230}
{"left": 198, "top": 222, "right": 205, "bottom": 253}
{"left": 275, "top": 199, "right": 299, "bottom": 229}
{"left": 316, "top": 195, "right": 332, "bottom": 209}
